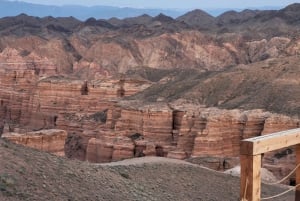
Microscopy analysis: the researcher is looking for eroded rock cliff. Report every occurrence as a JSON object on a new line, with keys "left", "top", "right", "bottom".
{"left": 0, "top": 5, "right": 299, "bottom": 184}
{"left": 2, "top": 129, "right": 67, "bottom": 156}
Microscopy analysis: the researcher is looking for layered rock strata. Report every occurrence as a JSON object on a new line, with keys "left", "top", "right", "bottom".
{"left": 83, "top": 102, "right": 299, "bottom": 165}
{"left": 1, "top": 68, "right": 299, "bottom": 166}
{"left": 1, "top": 129, "right": 67, "bottom": 156}
{"left": 0, "top": 69, "right": 151, "bottom": 133}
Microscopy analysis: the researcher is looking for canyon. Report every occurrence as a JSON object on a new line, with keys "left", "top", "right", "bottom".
{"left": 0, "top": 3, "right": 300, "bottom": 184}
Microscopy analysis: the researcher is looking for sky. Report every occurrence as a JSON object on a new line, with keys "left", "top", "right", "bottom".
{"left": 10, "top": 0, "right": 300, "bottom": 9}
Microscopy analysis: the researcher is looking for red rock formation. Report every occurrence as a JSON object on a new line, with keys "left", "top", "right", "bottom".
{"left": 1, "top": 129, "right": 67, "bottom": 156}
{"left": 86, "top": 135, "right": 135, "bottom": 163}
{"left": 0, "top": 72, "right": 149, "bottom": 133}
{"left": 163, "top": 107, "right": 269, "bottom": 159}
{"left": 241, "top": 111, "right": 267, "bottom": 139}
{"left": 85, "top": 103, "right": 174, "bottom": 162}
{"left": 142, "top": 106, "right": 173, "bottom": 144}
{"left": 169, "top": 110, "right": 195, "bottom": 157}
{"left": 111, "top": 137, "right": 135, "bottom": 161}
{"left": 0, "top": 68, "right": 152, "bottom": 162}
{"left": 0, "top": 33, "right": 298, "bottom": 167}
{"left": 262, "top": 115, "right": 299, "bottom": 135}
{"left": 0, "top": 13, "right": 299, "bottom": 171}
{"left": 0, "top": 69, "right": 37, "bottom": 132}
{"left": 167, "top": 151, "right": 188, "bottom": 160}
{"left": 83, "top": 101, "right": 299, "bottom": 164}
{"left": 0, "top": 69, "right": 298, "bottom": 166}
{"left": 86, "top": 138, "right": 113, "bottom": 163}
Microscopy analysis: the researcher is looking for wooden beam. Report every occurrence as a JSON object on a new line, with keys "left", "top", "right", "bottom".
{"left": 240, "top": 154, "right": 261, "bottom": 201}
{"left": 296, "top": 144, "right": 300, "bottom": 201}
{"left": 240, "top": 128, "right": 300, "bottom": 155}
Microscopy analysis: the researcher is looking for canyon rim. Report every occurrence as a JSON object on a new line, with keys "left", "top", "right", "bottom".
{"left": 0, "top": 1, "right": 300, "bottom": 200}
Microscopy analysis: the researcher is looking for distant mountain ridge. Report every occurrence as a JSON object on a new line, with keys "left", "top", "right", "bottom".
{"left": 0, "top": 0, "right": 282, "bottom": 20}
{"left": 0, "top": 0, "right": 186, "bottom": 20}
{"left": 0, "top": 3, "right": 299, "bottom": 38}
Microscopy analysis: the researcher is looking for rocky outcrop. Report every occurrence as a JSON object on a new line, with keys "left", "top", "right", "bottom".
{"left": 86, "top": 102, "right": 174, "bottom": 161}
{"left": 170, "top": 108, "right": 269, "bottom": 159}
{"left": 0, "top": 68, "right": 153, "bottom": 162}
{"left": 2, "top": 31, "right": 300, "bottom": 77}
{"left": 0, "top": 56, "right": 299, "bottom": 168}
{"left": 0, "top": 68, "right": 151, "bottom": 132}
{"left": 245, "top": 37, "right": 291, "bottom": 62}
{"left": 0, "top": 69, "right": 37, "bottom": 132}
{"left": 1, "top": 67, "right": 298, "bottom": 184}
{"left": 82, "top": 101, "right": 300, "bottom": 164}
{"left": 1, "top": 129, "right": 67, "bottom": 156}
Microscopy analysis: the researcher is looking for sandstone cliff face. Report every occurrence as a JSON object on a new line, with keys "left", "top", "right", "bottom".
{"left": 94, "top": 103, "right": 174, "bottom": 160}
{"left": 0, "top": 69, "right": 37, "bottom": 132}
{"left": 0, "top": 10, "right": 299, "bottom": 179}
{"left": 86, "top": 136, "right": 135, "bottom": 163}
{"left": 80, "top": 102, "right": 300, "bottom": 164}
{"left": 1, "top": 129, "right": 67, "bottom": 156}
{"left": 0, "top": 68, "right": 151, "bottom": 131}
{"left": 0, "top": 65, "right": 298, "bottom": 165}
{"left": 0, "top": 37, "right": 68, "bottom": 74}
{"left": 0, "top": 55, "right": 299, "bottom": 170}
{"left": 164, "top": 107, "right": 268, "bottom": 159}
{"left": 0, "top": 68, "right": 151, "bottom": 159}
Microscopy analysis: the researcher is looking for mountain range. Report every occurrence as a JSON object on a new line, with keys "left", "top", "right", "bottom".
{"left": 0, "top": 0, "right": 281, "bottom": 20}
{"left": 0, "top": 0, "right": 185, "bottom": 20}
{"left": 0, "top": 3, "right": 299, "bottom": 201}
{"left": 0, "top": 3, "right": 299, "bottom": 115}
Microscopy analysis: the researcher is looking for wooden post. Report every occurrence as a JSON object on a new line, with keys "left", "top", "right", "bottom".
{"left": 296, "top": 144, "right": 300, "bottom": 200}
{"left": 240, "top": 154, "right": 261, "bottom": 201}
{"left": 240, "top": 129, "right": 300, "bottom": 201}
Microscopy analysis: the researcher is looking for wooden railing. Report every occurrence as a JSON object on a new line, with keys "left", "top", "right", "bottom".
{"left": 240, "top": 128, "right": 300, "bottom": 201}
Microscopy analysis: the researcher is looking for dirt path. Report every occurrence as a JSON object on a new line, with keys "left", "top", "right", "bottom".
{"left": 100, "top": 156, "right": 199, "bottom": 166}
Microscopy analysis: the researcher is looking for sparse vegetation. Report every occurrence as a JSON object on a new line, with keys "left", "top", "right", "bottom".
{"left": 127, "top": 57, "right": 300, "bottom": 117}
{"left": 0, "top": 173, "right": 16, "bottom": 196}
{"left": 90, "top": 109, "right": 108, "bottom": 123}
{"left": 0, "top": 139, "right": 295, "bottom": 201}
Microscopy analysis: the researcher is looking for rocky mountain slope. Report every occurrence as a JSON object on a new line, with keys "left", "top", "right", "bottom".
{"left": 0, "top": 139, "right": 294, "bottom": 201}
{"left": 128, "top": 56, "right": 300, "bottom": 116}
{"left": 0, "top": 4, "right": 300, "bottom": 75}
{"left": 0, "top": 3, "right": 299, "bottom": 188}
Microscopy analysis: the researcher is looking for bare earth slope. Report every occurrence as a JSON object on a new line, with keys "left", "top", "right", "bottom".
{"left": 127, "top": 56, "right": 300, "bottom": 116}
{"left": 0, "top": 139, "right": 294, "bottom": 201}
{"left": 1, "top": 4, "right": 300, "bottom": 75}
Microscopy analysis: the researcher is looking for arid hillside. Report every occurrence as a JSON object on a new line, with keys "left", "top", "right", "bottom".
{"left": 0, "top": 139, "right": 295, "bottom": 201}
{"left": 127, "top": 55, "right": 300, "bottom": 116}
{"left": 0, "top": 3, "right": 300, "bottom": 195}
{"left": 0, "top": 4, "right": 300, "bottom": 76}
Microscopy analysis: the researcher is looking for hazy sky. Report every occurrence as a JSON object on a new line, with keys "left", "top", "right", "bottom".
{"left": 11, "top": 0, "right": 300, "bottom": 9}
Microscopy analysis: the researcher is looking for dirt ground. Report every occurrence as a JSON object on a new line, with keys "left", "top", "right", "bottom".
{"left": 0, "top": 139, "right": 295, "bottom": 201}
